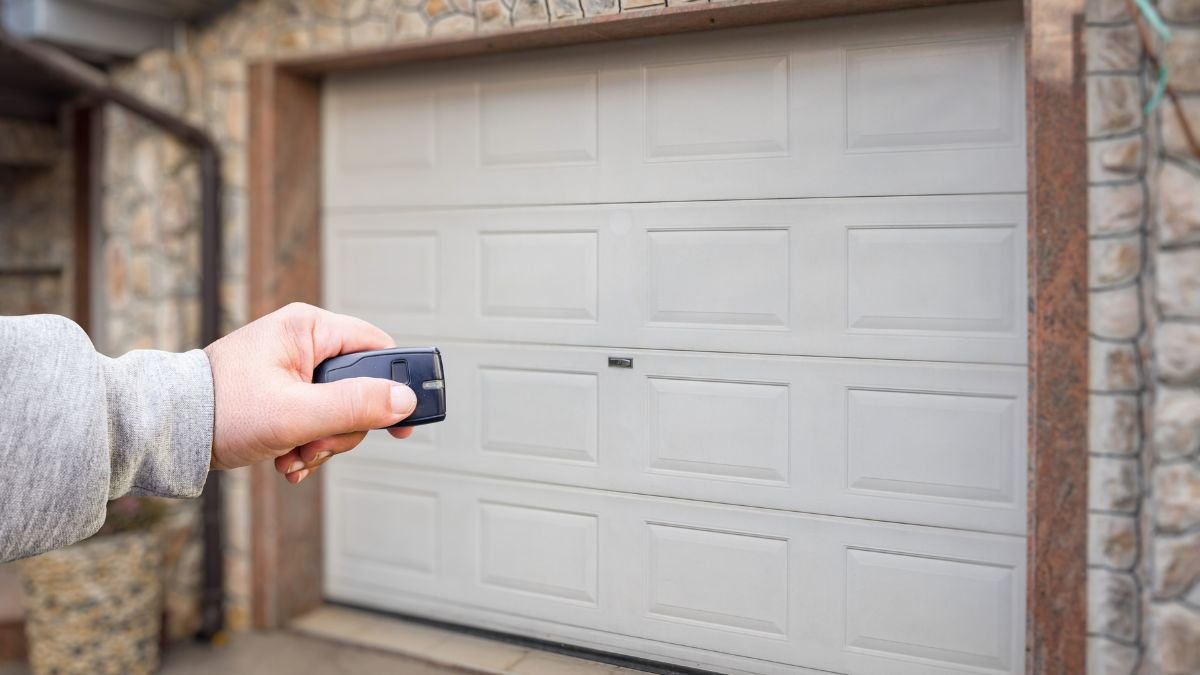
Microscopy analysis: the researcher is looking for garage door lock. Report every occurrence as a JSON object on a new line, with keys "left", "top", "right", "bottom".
{"left": 608, "top": 357, "right": 633, "bottom": 368}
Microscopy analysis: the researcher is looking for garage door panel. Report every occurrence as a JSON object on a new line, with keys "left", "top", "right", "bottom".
{"left": 479, "top": 231, "right": 599, "bottom": 323}
{"left": 325, "top": 194, "right": 1026, "bottom": 364}
{"left": 645, "top": 375, "right": 791, "bottom": 485}
{"left": 642, "top": 54, "right": 791, "bottom": 162}
{"left": 843, "top": 37, "right": 1019, "bottom": 153}
{"left": 478, "top": 501, "right": 600, "bottom": 606}
{"left": 326, "top": 479, "right": 443, "bottom": 593}
{"left": 478, "top": 366, "right": 599, "bottom": 465}
{"left": 326, "top": 464, "right": 1024, "bottom": 674}
{"left": 348, "top": 342, "right": 1025, "bottom": 534}
{"left": 845, "top": 548, "right": 1015, "bottom": 672}
{"left": 323, "top": 2, "right": 1023, "bottom": 209}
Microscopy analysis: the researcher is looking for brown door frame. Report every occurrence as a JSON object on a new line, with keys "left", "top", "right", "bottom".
{"left": 247, "top": 0, "right": 1088, "bottom": 671}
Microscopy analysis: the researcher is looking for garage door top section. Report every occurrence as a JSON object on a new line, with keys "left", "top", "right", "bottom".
{"left": 323, "top": 1, "right": 1024, "bottom": 210}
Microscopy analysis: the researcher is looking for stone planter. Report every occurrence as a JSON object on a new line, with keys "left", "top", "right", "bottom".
{"left": 18, "top": 531, "right": 163, "bottom": 675}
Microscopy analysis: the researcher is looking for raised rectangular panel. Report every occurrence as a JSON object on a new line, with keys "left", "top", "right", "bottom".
{"left": 847, "top": 389, "right": 1017, "bottom": 503}
{"left": 480, "top": 74, "right": 598, "bottom": 167}
{"left": 339, "top": 483, "right": 438, "bottom": 574}
{"left": 648, "top": 229, "right": 789, "bottom": 327}
{"left": 480, "top": 231, "right": 598, "bottom": 321}
{"left": 647, "top": 377, "right": 789, "bottom": 484}
{"left": 479, "top": 502, "right": 598, "bottom": 605}
{"left": 647, "top": 524, "right": 788, "bottom": 637}
{"left": 846, "top": 548, "right": 1014, "bottom": 671}
{"left": 644, "top": 56, "right": 788, "bottom": 160}
{"left": 480, "top": 368, "right": 598, "bottom": 464}
{"left": 337, "top": 233, "right": 437, "bottom": 312}
{"left": 847, "top": 225, "right": 1017, "bottom": 333}
{"left": 845, "top": 38, "right": 1017, "bottom": 151}
{"left": 337, "top": 89, "right": 436, "bottom": 169}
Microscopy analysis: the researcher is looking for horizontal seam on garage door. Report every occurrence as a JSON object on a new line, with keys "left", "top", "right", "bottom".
{"left": 320, "top": 191, "right": 1029, "bottom": 215}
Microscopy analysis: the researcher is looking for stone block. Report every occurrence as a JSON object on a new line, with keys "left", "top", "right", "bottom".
{"left": 581, "top": 0, "right": 618, "bottom": 14}
{"left": 477, "top": 0, "right": 509, "bottom": 28}
{"left": 130, "top": 204, "right": 156, "bottom": 247}
{"left": 1154, "top": 532, "right": 1200, "bottom": 599}
{"left": 159, "top": 180, "right": 193, "bottom": 236}
{"left": 1162, "top": 97, "right": 1200, "bottom": 161}
{"left": 1088, "top": 636, "right": 1139, "bottom": 675}
{"left": 208, "top": 57, "right": 246, "bottom": 88}
{"left": 1091, "top": 393, "right": 1141, "bottom": 456}
{"left": 127, "top": 253, "right": 153, "bottom": 299}
{"left": 1090, "top": 455, "right": 1141, "bottom": 513}
{"left": 1160, "top": 162, "right": 1200, "bottom": 246}
{"left": 424, "top": 0, "right": 452, "bottom": 20}
{"left": 512, "top": 0, "right": 549, "bottom": 24}
{"left": 1090, "top": 235, "right": 1142, "bottom": 287}
{"left": 1149, "top": 603, "right": 1200, "bottom": 675}
{"left": 1089, "top": 569, "right": 1139, "bottom": 641}
{"left": 1089, "top": 513, "right": 1138, "bottom": 570}
{"left": 431, "top": 13, "right": 475, "bottom": 35}
{"left": 622, "top": 0, "right": 664, "bottom": 8}
{"left": 1164, "top": 28, "right": 1200, "bottom": 93}
{"left": 314, "top": 20, "right": 348, "bottom": 50}
{"left": 395, "top": 11, "right": 428, "bottom": 41}
{"left": 1157, "top": 323, "right": 1200, "bottom": 385}
{"left": 349, "top": 17, "right": 391, "bottom": 46}
{"left": 1091, "top": 285, "right": 1143, "bottom": 340}
{"left": 1090, "top": 135, "right": 1144, "bottom": 181}
{"left": 1088, "top": 24, "right": 1141, "bottom": 73}
{"left": 549, "top": 0, "right": 583, "bottom": 19}
{"left": 1090, "top": 339, "right": 1143, "bottom": 391}
{"left": 133, "top": 138, "right": 160, "bottom": 193}
{"left": 274, "top": 23, "right": 314, "bottom": 52}
{"left": 1161, "top": 0, "right": 1200, "bottom": 21}
{"left": 1158, "top": 249, "right": 1200, "bottom": 318}
{"left": 1154, "top": 463, "right": 1200, "bottom": 532}
{"left": 1089, "top": 182, "right": 1144, "bottom": 235}
{"left": 1154, "top": 387, "right": 1200, "bottom": 460}
{"left": 1088, "top": 76, "right": 1142, "bottom": 136}
{"left": 1087, "top": 0, "right": 1132, "bottom": 21}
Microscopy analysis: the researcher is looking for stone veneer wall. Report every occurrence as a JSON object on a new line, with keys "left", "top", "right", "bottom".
{"left": 0, "top": 117, "right": 73, "bottom": 317}
{"left": 1085, "top": 0, "right": 1200, "bottom": 673}
{"left": 100, "top": 0, "right": 1200, "bottom": 665}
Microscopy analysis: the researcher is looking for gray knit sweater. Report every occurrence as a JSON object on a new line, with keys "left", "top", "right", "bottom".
{"left": 0, "top": 315, "right": 213, "bottom": 563}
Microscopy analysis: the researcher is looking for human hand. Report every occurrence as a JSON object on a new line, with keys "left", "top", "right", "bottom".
{"left": 203, "top": 303, "right": 416, "bottom": 483}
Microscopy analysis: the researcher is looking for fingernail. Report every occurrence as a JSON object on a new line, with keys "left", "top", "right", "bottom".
{"left": 287, "top": 460, "right": 303, "bottom": 473}
{"left": 296, "top": 469, "right": 310, "bottom": 482}
{"left": 391, "top": 384, "right": 417, "bottom": 415}
{"left": 314, "top": 451, "right": 331, "bottom": 463}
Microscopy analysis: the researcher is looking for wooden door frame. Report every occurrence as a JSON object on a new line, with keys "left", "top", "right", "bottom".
{"left": 247, "top": 0, "right": 1088, "bottom": 671}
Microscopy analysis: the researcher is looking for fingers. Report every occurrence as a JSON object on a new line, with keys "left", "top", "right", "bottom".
{"left": 273, "top": 431, "right": 367, "bottom": 475}
{"left": 301, "top": 305, "right": 396, "bottom": 363}
{"left": 282, "top": 378, "right": 417, "bottom": 446}
{"left": 278, "top": 425, "right": 413, "bottom": 484}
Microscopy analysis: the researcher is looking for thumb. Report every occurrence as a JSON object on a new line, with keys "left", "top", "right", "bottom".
{"left": 286, "top": 378, "right": 417, "bottom": 443}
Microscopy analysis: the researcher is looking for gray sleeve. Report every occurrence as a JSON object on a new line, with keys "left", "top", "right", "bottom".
{"left": 0, "top": 315, "right": 213, "bottom": 563}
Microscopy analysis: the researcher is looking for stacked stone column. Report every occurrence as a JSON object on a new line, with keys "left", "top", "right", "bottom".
{"left": 1148, "top": 0, "right": 1200, "bottom": 672}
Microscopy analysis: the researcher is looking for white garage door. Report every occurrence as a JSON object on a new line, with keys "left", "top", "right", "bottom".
{"left": 321, "top": 3, "right": 1027, "bottom": 673}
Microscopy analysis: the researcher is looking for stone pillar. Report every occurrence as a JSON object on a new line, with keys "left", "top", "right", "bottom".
{"left": 1086, "top": 0, "right": 1150, "bottom": 672}
{"left": 1147, "top": 0, "right": 1200, "bottom": 672}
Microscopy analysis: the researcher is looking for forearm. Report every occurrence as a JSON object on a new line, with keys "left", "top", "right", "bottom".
{"left": 0, "top": 315, "right": 213, "bottom": 562}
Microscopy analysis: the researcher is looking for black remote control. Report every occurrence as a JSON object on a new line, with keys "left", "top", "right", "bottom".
{"left": 313, "top": 347, "right": 446, "bottom": 427}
